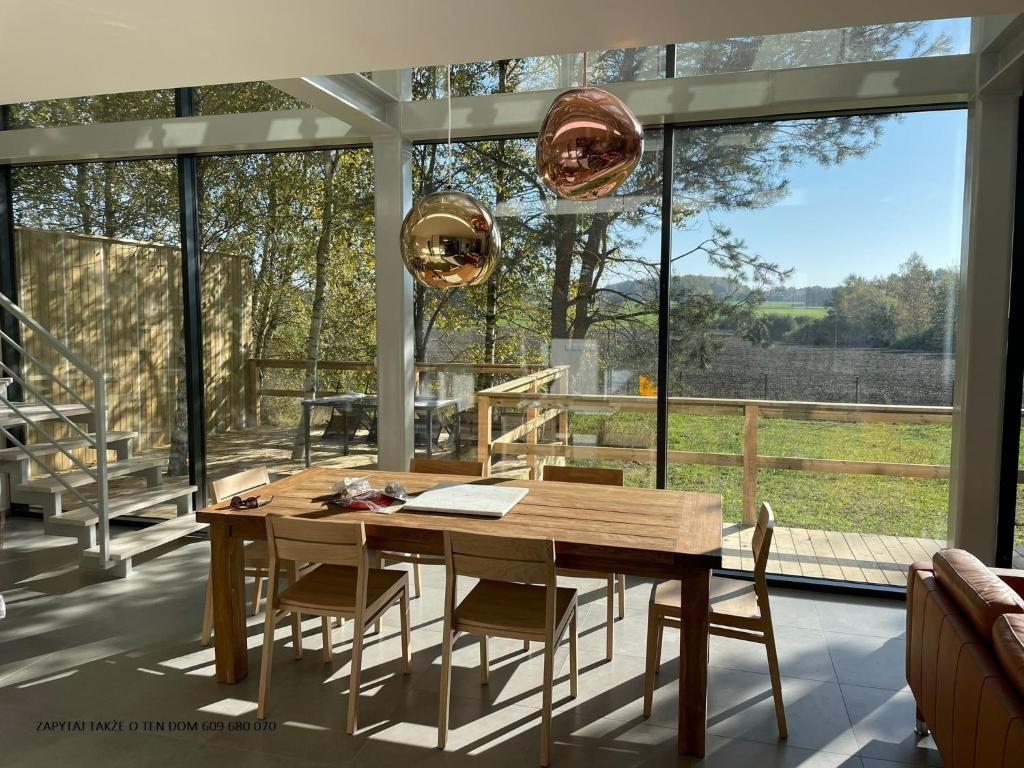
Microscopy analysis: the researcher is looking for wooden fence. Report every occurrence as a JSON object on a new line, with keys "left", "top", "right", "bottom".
{"left": 244, "top": 358, "right": 544, "bottom": 425}
{"left": 16, "top": 228, "right": 249, "bottom": 452}
{"left": 476, "top": 365, "right": 959, "bottom": 525}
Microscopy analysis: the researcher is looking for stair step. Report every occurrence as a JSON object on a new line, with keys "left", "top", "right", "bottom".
{"left": 0, "top": 431, "right": 137, "bottom": 462}
{"left": 81, "top": 514, "right": 207, "bottom": 564}
{"left": 47, "top": 482, "right": 197, "bottom": 527}
{"left": 0, "top": 402, "right": 92, "bottom": 428}
{"left": 15, "top": 456, "right": 163, "bottom": 494}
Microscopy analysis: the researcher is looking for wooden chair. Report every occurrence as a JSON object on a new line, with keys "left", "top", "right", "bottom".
{"left": 380, "top": 458, "right": 484, "bottom": 597}
{"left": 256, "top": 515, "right": 411, "bottom": 733}
{"left": 201, "top": 467, "right": 280, "bottom": 645}
{"left": 642, "top": 501, "right": 787, "bottom": 738}
{"left": 542, "top": 464, "right": 626, "bottom": 660}
{"left": 438, "top": 530, "right": 578, "bottom": 767}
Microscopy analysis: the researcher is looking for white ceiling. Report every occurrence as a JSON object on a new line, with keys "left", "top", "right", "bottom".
{"left": 1, "top": 0, "right": 1021, "bottom": 104}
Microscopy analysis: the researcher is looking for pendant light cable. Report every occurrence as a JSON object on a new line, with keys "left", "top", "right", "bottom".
{"left": 447, "top": 64, "right": 454, "bottom": 189}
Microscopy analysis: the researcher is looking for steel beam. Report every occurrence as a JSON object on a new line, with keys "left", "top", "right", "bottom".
{"left": 269, "top": 74, "right": 397, "bottom": 135}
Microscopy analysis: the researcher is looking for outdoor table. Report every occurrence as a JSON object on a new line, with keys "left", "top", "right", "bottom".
{"left": 197, "top": 467, "right": 723, "bottom": 757}
{"left": 300, "top": 394, "right": 463, "bottom": 465}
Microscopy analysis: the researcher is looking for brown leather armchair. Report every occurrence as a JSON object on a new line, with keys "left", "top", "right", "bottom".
{"left": 906, "top": 549, "right": 1024, "bottom": 767}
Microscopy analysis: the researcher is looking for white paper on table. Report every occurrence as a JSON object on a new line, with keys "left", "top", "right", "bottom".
{"left": 403, "top": 484, "right": 528, "bottom": 518}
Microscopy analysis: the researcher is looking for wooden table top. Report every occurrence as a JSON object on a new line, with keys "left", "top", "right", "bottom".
{"left": 197, "top": 467, "right": 723, "bottom": 569}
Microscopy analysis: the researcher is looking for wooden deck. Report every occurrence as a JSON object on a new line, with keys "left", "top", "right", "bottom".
{"left": 195, "top": 425, "right": 1024, "bottom": 586}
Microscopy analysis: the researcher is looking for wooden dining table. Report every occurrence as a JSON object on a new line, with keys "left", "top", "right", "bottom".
{"left": 196, "top": 467, "right": 722, "bottom": 757}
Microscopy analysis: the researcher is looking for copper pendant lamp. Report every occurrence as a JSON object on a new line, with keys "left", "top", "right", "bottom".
{"left": 536, "top": 52, "right": 645, "bottom": 201}
{"left": 400, "top": 65, "right": 501, "bottom": 288}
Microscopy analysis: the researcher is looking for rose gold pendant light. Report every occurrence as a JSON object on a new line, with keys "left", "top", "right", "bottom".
{"left": 536, "top": 51, "right": 645, "bottom": 201}
{"left": 400, "top": 64, "right": 502, "bottom": 289}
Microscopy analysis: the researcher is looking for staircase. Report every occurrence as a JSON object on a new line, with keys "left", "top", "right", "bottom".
{"left": 0, "top": 292, "right": 199, "bottom": 577}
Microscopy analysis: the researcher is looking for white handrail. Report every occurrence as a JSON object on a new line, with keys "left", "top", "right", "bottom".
{"left": 0, "top": 293, "right": 102, "bottom": 382}
{"left": 0, "top": 290, "right": 109, "bottom": 565}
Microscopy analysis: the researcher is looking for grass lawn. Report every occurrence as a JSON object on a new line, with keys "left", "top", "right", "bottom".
{"left": 753, "top": 300, "right": 829, "bottom": 320}
{"left": 568, "top": 410, "right": 951, "bottom": 539}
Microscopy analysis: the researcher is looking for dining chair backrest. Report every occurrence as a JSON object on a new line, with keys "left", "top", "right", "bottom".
{"left": 409, "top": 458, "right": 484, "bottom": 477}
{"left": 266, "top": 515, "right": 368, "bottom": 571}
{"left": 751, "top": 502, "right": 776, "bottom": 579}
{"left": 542, "top": 465, "right": 623, "bottom": 486}
{"left": 209, "top": 466, "right": 271, "bottom": 504}
{"left": 444, "top": 530, "right": 555, "bottom": 588}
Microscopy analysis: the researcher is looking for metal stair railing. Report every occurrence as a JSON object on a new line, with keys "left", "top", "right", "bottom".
{"left": 0, "top": 292, "right": 109, "bottom": 565}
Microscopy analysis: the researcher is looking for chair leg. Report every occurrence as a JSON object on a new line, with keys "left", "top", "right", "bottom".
{"left": 569, "top": 610, "right": 578, "bottom": 699}
{"left": 200, "top": 563, "right": 214, "bottom": 646}
{"left": 654, "top": 618, "right": 664, "bottom": 675}
{"left": 413, "top": 561, "right": 422, "bottom": 599}
{"left": 764, "top": 623, "right": 788, "bottom": 739}
{"left": 479, "top": 635, "right": 489, "bottom": 685}
{"left": 399, "top": 589, "right": 411, "bottom": 674}
{"left": 643, "top": 608, "right": 659, "bottom": 718}
{"left": 523, "top": 639, "right": 530, "bottom": 652}
{"left": 252, "top": 576, "right": 264, "bottom": 616}
{"left": 605, "top": 574, "right": 615, "bottom": 661}
{"left": 540, "top": 639, "right": 555, "bottom": 767}
{"left": 438, "top": 627, "right": 455, "bottom": 750}
{"left": 346, "top": 619, "right": 365, "bottom": 735}
{"left": 257, "top": 609, "right": 278, "bottom": 719}
{"left": 617, "top": 574, "right": 626, "bottom": 619}
{"left": 321, "top": 616, "right": 333, "bottom": 664}
{"left": 287, "top": 563, "right": 302, "bottom": 660}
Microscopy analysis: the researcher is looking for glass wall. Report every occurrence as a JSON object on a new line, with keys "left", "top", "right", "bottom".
{"left": 413, "top": 48, "right": 664, "bottom": 99}
{"left": 198, "top": 148, "right": 376, "bottom": 481}
{"left": 7, "top": 90, "right": 175, "bottom": 128}
{"left": 412, "top": 133, "right": 662, "bottom": 482}
{"left": 668, "top": 109, "right": 966, "bottom": 583}
{"left": 410, "top": 20, "right": 967, "bottom": 101}
{"left": 11, "top": 158, "right": 189, "bottom": 514}
{"left": 195, "top": 82, "right": 309, "bottom": 116}
{"left": 675, "top": 18, "right": 969, "bottom": 76}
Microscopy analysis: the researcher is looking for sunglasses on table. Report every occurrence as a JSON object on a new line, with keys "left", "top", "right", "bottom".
{"left": 228, "top": 495, "right": 274, "bottom": 509}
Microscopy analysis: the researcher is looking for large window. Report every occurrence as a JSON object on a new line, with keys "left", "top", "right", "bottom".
{"left": 668, "top": 109, "right": 966, "bottom": 584}
{"left": 12, "top": 158, "right": 190, "bottom": 513}
{"left": 198, "top": 148, "right": 376, "bottom": 481}
{"left": 413, "top": 48, "right": 664, "bottom": 99}
{"left": 7, "top": 90, "right": 175, "bottom": 128}
{"left": 412, "top": 133, "right": 663, "bottom": 483}
{"left": 195, "top": 82, "right": 309, "bottom": 116}
{"left": 675, "top": 18, "right": 968, "bottom": 76}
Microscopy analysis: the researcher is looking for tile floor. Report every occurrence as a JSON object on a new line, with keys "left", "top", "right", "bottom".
{"left": 0, "top": 517, "right": 942, "bottom": 767}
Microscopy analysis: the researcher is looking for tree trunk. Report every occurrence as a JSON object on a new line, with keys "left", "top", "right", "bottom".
{"left": 550, "top": 215, "right": 577, "bottom": 340}
{"left": 167, "top": 339, "right": 190, "bottom": 475}
{"left": 290, "top": 152, "right": 340, "bottom": 459}
{"left": 570, "top": 213, "right": 608, "bottom": 340}
{"left": 73, "top": 165, "right": 95, "bottom": 235}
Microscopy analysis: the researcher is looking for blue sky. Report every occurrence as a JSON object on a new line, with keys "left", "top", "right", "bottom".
{"left": 666, "top": 109, "right": 968, "bottom": 287}
{"left": 627, "top": 17, "right": 972, "bottom": 288}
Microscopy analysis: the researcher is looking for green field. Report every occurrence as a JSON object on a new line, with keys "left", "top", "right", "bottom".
{"left": 568, "top": 411, "right": 952, "bottom": 539}
{"left": 753, "top": 300, "right": 829, "bottom": 319}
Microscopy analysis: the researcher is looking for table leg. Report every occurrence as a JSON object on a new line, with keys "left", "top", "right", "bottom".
{"left": 427, "top": 410, "right": 434, "bottom": 458}
{"left": 211, "top": 523, "right": 248, "bottom": 684}
{"left": 678, "top": 563, "right": 710, "bottom": 757}
{"left": 303, "top": 405, "right": 311, "bottom": 468}
{"left": 343, "top": 409, "right": 350, "bottom": 456}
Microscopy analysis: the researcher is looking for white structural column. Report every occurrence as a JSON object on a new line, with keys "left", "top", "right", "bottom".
{"left": 948, "top": 91, "right": 1019, "bottom": 562}
{"left": 372, "top": 71, "right": 415, "bottom": 470}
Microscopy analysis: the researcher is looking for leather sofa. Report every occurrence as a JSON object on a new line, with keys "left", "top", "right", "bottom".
{"left": 906, "top": 548, "right": 1024, "bottom": 767}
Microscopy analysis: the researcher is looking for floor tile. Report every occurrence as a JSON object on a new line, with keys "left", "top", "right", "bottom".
{"left": 814, "top": 596, "right": 906, "bottom": 638}
{"left": 825, "top": 632, "right": 908, "bottom": 691}
{"left": 841, "top": 684, "right": 941, "bottom": 766}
